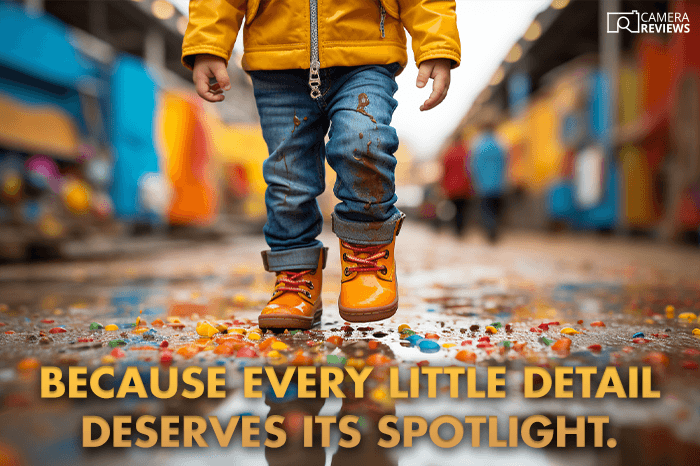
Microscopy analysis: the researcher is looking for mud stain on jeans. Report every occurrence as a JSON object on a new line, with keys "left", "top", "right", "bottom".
{"left": 356, "top": 93, "right": 376, "bottom": 123}
{"left": 352, "top": 140, "right": 386, "bottom": 212}
{"left": 292, "top": 110, "right": 301, "bottom": 134}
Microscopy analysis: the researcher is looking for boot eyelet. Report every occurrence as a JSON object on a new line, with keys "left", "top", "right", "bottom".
{"left": 306, "top": 281, "right": 314, "bottom": 290}
{"left": 304, "top": 291, "right": 312, "bottom": 298}
{"left": 380, "top": 266, "right": 388, "bottom": 275}
{"left": 342, "top": 253, "right": 348, "bottom": 261}
{"left": 344, "top": 267, "right": 350, "bottom": 276}
{"left": 383, "top": 250, "right": 390, "bottom": 259}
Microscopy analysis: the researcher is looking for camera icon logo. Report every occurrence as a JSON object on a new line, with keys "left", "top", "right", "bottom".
{"left": 607, "top": 10, "right": 640, "bottom": 33}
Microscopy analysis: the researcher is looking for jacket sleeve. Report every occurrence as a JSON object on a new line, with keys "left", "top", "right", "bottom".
{"left": 181, "top": 0, "right": 246, "bottom": 71}
{"left": 396, "top": 0, "right": 461, "bottom": 68}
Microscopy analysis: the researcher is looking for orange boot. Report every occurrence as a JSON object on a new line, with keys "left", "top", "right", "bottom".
{"left": 337, "top": 220, "right": 402, "bottom": 322}
{"left": 259, "top": 249, "right": 327, "bottom": 330}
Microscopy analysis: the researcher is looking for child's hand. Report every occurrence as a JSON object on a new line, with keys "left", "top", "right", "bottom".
{"left": 416, "top": 58, "right": 452, "bottom": 111}
{"left": 193, "top": 54, "right": 231, "bottom": 102}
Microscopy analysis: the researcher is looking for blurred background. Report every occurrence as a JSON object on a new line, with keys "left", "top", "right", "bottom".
{"left": 0, "top": 0, "right": 698, "bottom": 260}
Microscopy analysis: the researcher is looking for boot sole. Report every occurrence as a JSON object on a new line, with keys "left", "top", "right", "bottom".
{"left": 338, "top": 297, "right": 398, "bottom": 323}
{"left": 258, "top": 307, "right": 323, "bottom": 330}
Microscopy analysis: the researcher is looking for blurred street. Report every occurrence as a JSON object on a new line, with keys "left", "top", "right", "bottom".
{"left": 1, "top": 219, "right": 700, "bottom": 465}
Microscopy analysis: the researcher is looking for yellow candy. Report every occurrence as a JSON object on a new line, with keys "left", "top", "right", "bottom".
{"left": 692, "top": 328, "right": 700, "bottom": 336}
{"left": 346, "top": 358, "right": 366, "bottom": 369}
{"left": 267, "top": 350, "right": 281, "bottom": 358}
{"left": 644, "top": 319, "right": 655, "bottom": 325}
{"left": 216, "top": 324, "right": 228, "bottom": 333}
{"left": 104, "top": 324, "right": 119, "bottom": 331}
{"left": 485, "top": 326, "right": 498, "bottom": 334}
{"left": 195, "top": 321, "right": 219, "bottom": 338}
{"left": 666, "top": 305, "right": 675, "bottom": 318}
{"left": 248, "top": 333, "right": 261, "bottom": 341}
{"left": 442, "top": 343, "right": 456, "bottom": 348}
{"left": 101, "top": 355, "right": 116, "bottom": 364}
{"left": 271, "top": 341, "right": 288, "bottom": 351}
{"left": 398, "top": 324, "right": 411, "bottom": 332}
{"left": 229, "top": 328, "right": 246, "bottom": 334}
{"left": 678, "top": 312, "right": 697, "bottom": 321}
{"left": 167, "top": 316, "right": 181, "bottom": 323}
{"left": 560, "top": 327, "right": 580, "bottom": 335}
{"left": 132, "top": 327, "right": 148, "bottom": 334}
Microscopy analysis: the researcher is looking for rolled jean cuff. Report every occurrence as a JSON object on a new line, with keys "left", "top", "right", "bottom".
{"left": 261, "top": 246, "right": 328, "bottom": 272}
{"left": 331, "top": 211, "right": 405, "bottom": 245}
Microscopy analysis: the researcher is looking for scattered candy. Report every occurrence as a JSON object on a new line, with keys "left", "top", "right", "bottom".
{"left": 196, "top": 321, "right": 219, "bottom": 338}
{"left": 485, "top": 326, "right": 498, "bottom": 334}
{"left": 418, "top": 339, "right": 440, "bottom": 353}
{"left": 398, "top": 324, "right": 411, "bottom": 332}
{"left": 455, "top": 350, "right": 476, "bottom": 363}
{"left": 104, "top": 324, "right": 119, "bottom": 331}
{"left": 560, "top": 327, "right": 580, "bottom": 335}
{"left": 587, "top": 344, "right": 602, "bottom": 353}
{"left": 551, "top": 337, "right": 571, "bottom": 353}
{"left": 678, "top": 312, "right": 697, "bottom": 322}
{"left": 49, "top": 327, "right": 66, "bottom": 334}
{"left": 89, "top": 322, "right": 104, "bottom": 330}
{"left": 326, "top": 336, "right": 343, "bottom": 346}
{"left": 590, "top": 321, "right": 606, "bottom": 327}
{"left": 271, "top": 341, "right": 288, "bottom": 351}
{"left": 632, "top": 332, "right": 644, "bottom": 338}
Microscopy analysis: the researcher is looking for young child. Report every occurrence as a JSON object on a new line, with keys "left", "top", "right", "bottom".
{"left": 182, "top": 0, "right": 460, "bottom": 330}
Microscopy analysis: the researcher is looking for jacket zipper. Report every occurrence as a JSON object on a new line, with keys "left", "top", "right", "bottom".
{"left": 308, "top": 0, "right": 321, "bottom": 99}
{"left": 379, "top": 2, "right": 386, "bottom": 38}
{"left": 308, "top": 0, "right": 385, "bottom": 98}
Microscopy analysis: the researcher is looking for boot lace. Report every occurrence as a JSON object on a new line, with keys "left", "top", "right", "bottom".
{"left": 274, "top": 270, "right": 313, "bottom": 298}
{"left": 342, "top": 242, "right": 389, "bottom": 276}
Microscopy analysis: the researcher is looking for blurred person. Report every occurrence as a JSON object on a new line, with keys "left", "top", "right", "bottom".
{"left": 470, "top": 118, "right": 507, "bottom": 243}
{"left": 182, "top": 1, "right": 460, "bottom": 329}
{"left": 440, "top": 133, "right": 472, "bottom": 236}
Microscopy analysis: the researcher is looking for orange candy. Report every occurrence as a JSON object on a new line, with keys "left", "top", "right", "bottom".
{"left": 366, "top": 353, "right": 392, "bottom": 366}
{"left": 150, "top": 318, "right": 165, "bottom": 327}
{"left": 176, "top": 345, "right": 201, "bottom": 359}
{"left": 258, "top": 337, "right": 279, "bottom": 351}
{"left": 326, "top": 335, "right": 344, "bottom": 346}
{"left": 551, "top": 337, "right": 571, "bottom": 353}
{"left": 455, "top": 350, "right": 477, "bottom": 363}
{"left": 290, "top": 350, "right": 314, "bottom": 366}
{"left": 590, "top": 321, "right": 606, "bottom": 327}
{"left": 368, "top": 340, "right": 379, "bottom": 350}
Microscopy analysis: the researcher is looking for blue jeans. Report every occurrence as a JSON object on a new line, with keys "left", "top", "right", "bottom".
{"left": 250, "top": 64, "right": 404, "bottom": 272}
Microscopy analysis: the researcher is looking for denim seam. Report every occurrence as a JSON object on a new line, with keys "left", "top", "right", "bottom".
{"left": 261, "top": 246, "right": 328, "bottom": 272}
{"left": 331, "top": 211, "right": 404, "bottom": 245}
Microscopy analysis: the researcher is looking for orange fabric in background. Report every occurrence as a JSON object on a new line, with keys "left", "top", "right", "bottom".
{"left": 159, "top": 92, "right": 217, "bottom": 225}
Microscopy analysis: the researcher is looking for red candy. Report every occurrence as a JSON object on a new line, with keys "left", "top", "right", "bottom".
{"left": 49, "top": 327, "right": 66, "bottom": 334}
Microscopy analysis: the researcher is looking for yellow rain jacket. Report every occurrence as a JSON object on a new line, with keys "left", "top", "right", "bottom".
{"left": 182, "top": 0, "right": 461, "bottom": 73}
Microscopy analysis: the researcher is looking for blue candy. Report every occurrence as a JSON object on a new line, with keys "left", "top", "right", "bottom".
{"left": 632, "top": 332, "right": 644, "bottom": 338}
{"left": 406, "top": 335, "right": 424, "bottom": 345}
{"left": 418, "top": 339, "right": 440, "bottom": 353}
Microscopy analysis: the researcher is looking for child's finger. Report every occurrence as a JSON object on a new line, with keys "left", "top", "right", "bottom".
{"left": 416, "top": 62, "right": 434, "bottom": 89}
{"left": 420, "top": 71, "right": 449, "bottom": 111}
{"left": 212, "top": 66, "right": 231, "bottom": 91}
{"left": 195, "top": 72, "right": 225, "bottom": 102}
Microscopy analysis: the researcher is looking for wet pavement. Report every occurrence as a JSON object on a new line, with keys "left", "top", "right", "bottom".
{"left": 1, "top": 221, "right": 700, "bottom": 466}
